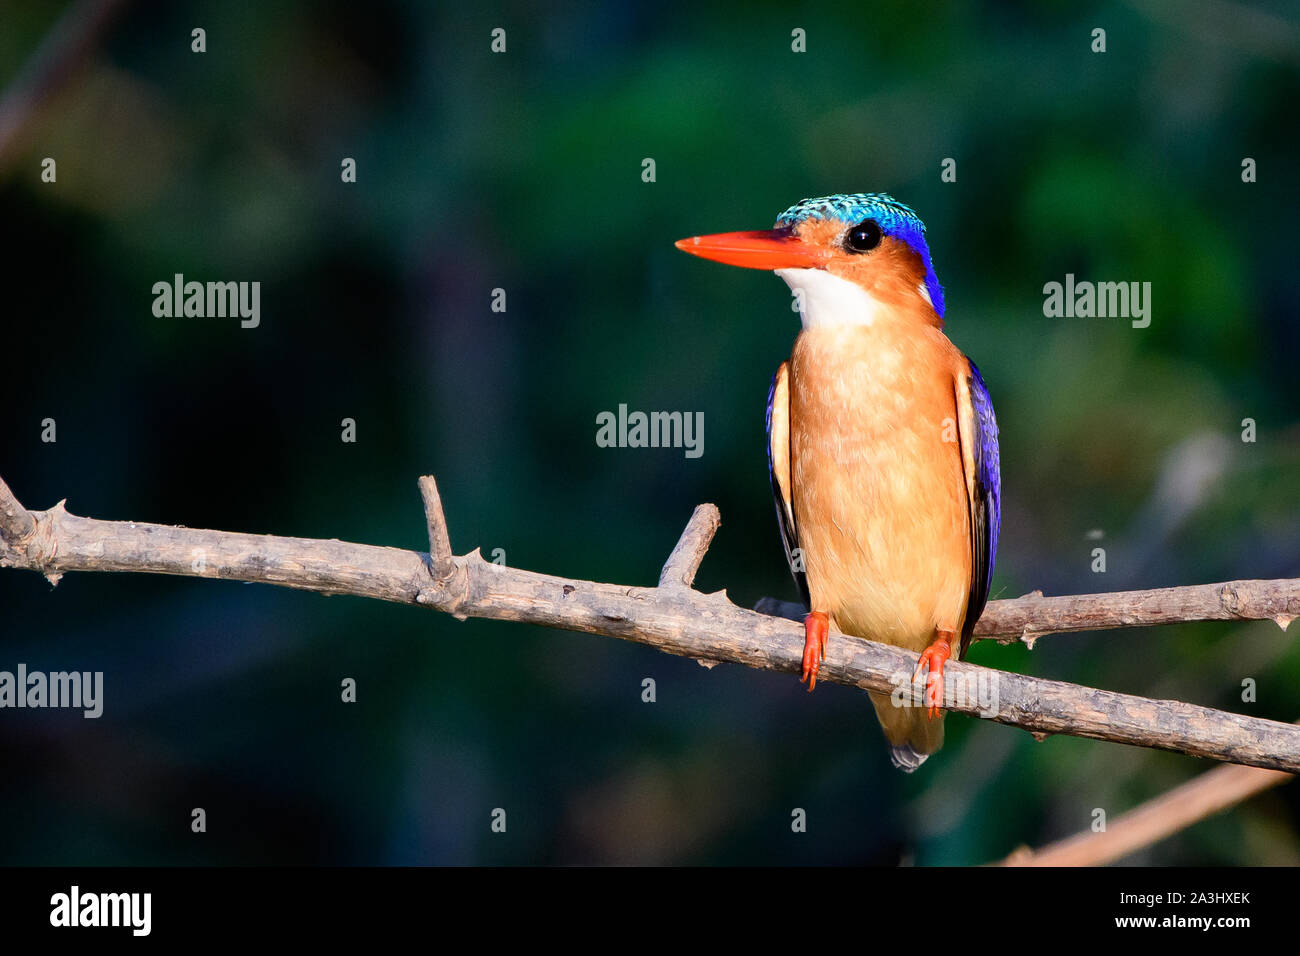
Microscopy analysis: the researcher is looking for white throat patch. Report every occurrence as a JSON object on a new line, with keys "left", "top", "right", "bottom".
{"left": 775, "top": 267, "right": 882, "bottom": 329}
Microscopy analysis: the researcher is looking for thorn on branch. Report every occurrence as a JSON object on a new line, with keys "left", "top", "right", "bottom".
{"left": 658, "top": 503, "right": 720, "bottom": 589}
{"left": 1021, "top": 629, "right": 1050, "bottom": 649}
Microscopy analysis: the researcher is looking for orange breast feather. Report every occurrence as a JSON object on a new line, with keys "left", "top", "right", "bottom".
{"left": 786, "top": 322, "right": 972, "bottom": 652}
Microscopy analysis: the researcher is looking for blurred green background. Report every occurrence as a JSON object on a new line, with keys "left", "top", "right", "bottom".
{"left": 1, "top": 0, "right": 1298, "bottom": 865}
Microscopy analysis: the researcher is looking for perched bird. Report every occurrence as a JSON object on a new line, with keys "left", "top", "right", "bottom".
{"left": 675, "top": 193, "right": 1000, "bottom": 770}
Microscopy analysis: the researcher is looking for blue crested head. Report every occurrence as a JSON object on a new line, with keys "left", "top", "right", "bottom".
{"left": 775, "top": 193, "right": 945, "bottom": 317}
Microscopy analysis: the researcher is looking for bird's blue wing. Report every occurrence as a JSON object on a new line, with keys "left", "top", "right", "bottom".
{"left": 767, "top": 363, "right": 810, "bottom": 608}
{"left": 958, "top": 359, "right": 1001, "bottom": 656}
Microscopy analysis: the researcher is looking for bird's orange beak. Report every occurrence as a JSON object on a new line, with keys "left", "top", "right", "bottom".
{"left": 674, "top": 228, "right": 828, "bottom": 271}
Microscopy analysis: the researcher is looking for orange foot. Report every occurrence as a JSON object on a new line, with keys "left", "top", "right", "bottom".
{"left": 801, "top": 611, "right": 830, "bottom": 692}
{"left": 913, "top": 632, "right": 953, "bottom": 719}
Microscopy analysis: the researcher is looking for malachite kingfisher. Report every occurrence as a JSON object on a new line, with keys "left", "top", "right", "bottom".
{"left": 675, "top": 193, "right": 1001, "bottom": 771}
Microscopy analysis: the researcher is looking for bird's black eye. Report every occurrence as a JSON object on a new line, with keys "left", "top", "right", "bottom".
{"left": 845, "top": 219, "right": 882, "bottom": 253}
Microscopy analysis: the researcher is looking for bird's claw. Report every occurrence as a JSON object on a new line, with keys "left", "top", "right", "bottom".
{"left": 801, "top": 611, "right": 830, "bottom": 691}
{"left": 912, "top": 635, "right": 953, "bottom": 719}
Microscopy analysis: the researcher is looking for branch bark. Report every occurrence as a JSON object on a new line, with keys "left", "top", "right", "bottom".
{"left": 417, "top": 474, "right": 454, "bottom": 575}
{"left": 2, "top": 474, "right": 1298, "bottom": 773}
{"left": 0, "top": 475, "right": 35, "bottom": 542}
{"left": 658, "top": 504, "right": 721, "bottom": 589}
{"left": 757, "top": 579, "right": 1300, "bottom": 647}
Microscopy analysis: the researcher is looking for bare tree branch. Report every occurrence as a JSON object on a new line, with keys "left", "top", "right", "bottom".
{"left": 757, "top": 580, "right": 1300, "bottom": 646}
{"left": 659, "top": 504, "right": 721, "bottom": 589}
{"left": 2, "top": 473, "right": 1298, "bottom": 773}
{"left": 417, "top": 474, "right": 453, "bottom": 575}
{"left": 970, "top": 581, "right": 1298, "bottom": 645}
{"left": 997, "top": 757, "right": 1294, "bottom": 866}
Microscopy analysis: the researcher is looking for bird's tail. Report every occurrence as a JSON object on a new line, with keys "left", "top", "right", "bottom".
{"left": 868, "top": 691, "right": 945, "bottom": 772}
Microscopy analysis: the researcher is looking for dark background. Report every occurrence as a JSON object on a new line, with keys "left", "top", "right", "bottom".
{"left": 1, "top": 0, "right": 1298, "bottom": 865}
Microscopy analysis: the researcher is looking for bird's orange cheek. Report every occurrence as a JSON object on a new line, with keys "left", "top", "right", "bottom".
{"left": 824, "top": 256, "right": 875, "bottom": 287}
